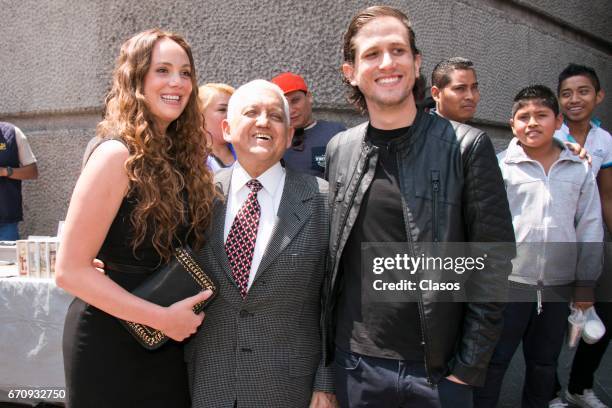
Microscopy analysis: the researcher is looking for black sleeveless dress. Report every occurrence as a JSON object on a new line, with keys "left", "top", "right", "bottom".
{"left": 62, "top": 196, "right": 191, "bottom": 408}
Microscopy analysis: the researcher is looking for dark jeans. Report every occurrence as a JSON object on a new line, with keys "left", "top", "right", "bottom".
{"left": 473, "top": 302, "right": 569, "bottom": 408}
{"left": 334, "top": 347, "right": 473, "bottom": 408}
{"left": 567, "top": 302, "right": 612, "bottom": 394}
{"left": 0, "top": 222, "right": 19, "bottom": 241}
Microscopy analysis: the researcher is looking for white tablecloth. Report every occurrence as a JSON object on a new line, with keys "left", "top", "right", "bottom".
{"left": 0, "top": 275, "right": 73, "bottom": 402}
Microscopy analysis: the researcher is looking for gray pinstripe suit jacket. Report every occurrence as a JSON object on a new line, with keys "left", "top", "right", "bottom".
{"left": 186, "top": 167, "right": 334, "bottom": 408}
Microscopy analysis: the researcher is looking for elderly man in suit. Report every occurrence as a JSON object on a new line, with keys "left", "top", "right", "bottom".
{"left": 186, "top": 80, "right": 335, "bottom": 408}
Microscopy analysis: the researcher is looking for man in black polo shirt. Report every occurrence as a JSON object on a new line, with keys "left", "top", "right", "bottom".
{"left": 324, "top": 6, "right": 515, "bottom": 407}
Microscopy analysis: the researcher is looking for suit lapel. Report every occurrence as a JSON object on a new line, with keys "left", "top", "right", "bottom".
{"left": 252, "top": 169, "right": 314, "bottom": 284}
{"left": 208, "top": 169, "right": 237, "bottom": 287}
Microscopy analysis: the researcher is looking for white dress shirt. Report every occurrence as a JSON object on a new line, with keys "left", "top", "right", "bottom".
{"left": 224, "top": 161, "right": 286, "bottom": 291}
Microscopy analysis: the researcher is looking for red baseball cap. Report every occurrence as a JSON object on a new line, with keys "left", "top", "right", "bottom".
{"left": 271, "top": 72, "right": 309, "bottom": 94}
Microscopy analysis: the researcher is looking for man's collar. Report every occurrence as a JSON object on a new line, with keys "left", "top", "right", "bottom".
{"left": 232, "top": 161, "right": 285, "bottom": 196}
{"left": 562, "top": 118, "right": 601, "bottom": 129}
{"left": 303, "top": 120, "right": 317, "bottom": 131}
{"left": 504, "top": 137, "right": 580, "bottom": 163}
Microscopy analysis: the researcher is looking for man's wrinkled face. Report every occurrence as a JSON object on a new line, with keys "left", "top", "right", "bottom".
{"left": 342, "top": 16, "right": 421, "bottom": 112}
{"left": 223, "top": 88, "right": 292, "bottom": 176}
{"left": 432, "top": 69, "right": 480, "bottom": 123}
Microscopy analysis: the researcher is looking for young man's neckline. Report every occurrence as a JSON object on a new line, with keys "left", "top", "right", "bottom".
{"left": 368, "top": 99, "right": 418, "bottom": 130}
{"left": 564, "top": 119, "right": 600, "bottom": 145}
{"left": 368, "top": 108, "right": 421, "bottom": 135}
{"left": 367, "top": 123, "right": 412, "bottom": 145}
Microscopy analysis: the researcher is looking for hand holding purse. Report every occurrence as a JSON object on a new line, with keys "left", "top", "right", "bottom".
{"left": 119, "top": 245, "right": 217, "bottom": 350}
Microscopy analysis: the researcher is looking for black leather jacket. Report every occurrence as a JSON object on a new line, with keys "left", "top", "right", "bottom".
{"left": 323, "top": 110, "right": 515, "bottom": 386}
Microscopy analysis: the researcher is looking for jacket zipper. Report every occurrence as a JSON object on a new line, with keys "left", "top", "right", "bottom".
{"left": 536, "top": 160, "right": 559, "bottom": 314}
{"left": 339, "top": 144, "right": 376, "bottom": 233}
{"left": 397, "top": 153, "right": 433, "bottom": 385}
{"left": 415, "top": 276, "right": 433, "bottom": 385}
{"left": 431, "top": 170, "right": 440, "bottom": 243}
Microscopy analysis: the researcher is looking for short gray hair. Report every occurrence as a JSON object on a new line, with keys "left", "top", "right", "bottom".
{"left": 227, "top": 79, "right": 290, "bottom": 125}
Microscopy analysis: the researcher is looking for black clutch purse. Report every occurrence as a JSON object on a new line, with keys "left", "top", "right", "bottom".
{"left": 119, "top": 246, "right": 217, "bottom": 350}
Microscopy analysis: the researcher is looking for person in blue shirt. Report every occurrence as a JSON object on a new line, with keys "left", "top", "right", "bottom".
{"left": 271, "top": 72, "right": 345, "bottom": 178}
{"left": 0, "top": 122, "right": 38, "bottom": 240}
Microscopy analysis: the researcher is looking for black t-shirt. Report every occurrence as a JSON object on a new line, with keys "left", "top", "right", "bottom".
{"left": 335, "top": 124, "right": 424, "bottom": 361}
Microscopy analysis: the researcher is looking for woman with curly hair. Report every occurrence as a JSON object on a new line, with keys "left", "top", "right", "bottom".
{"left": 56, "top": 29, "right": 217, "bottom": 407}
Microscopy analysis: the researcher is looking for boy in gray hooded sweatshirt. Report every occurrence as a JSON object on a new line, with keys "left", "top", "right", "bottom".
{"left": 474, "top": 85, "right": 603, "bottom": 408}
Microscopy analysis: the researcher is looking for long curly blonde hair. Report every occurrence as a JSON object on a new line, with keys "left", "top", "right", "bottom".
{"left": 96, "top": 28, "right": 217, "bottom": 261}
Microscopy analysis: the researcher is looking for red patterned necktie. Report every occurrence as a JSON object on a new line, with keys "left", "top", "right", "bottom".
{"left": 225, "top": 179, "right": 263, "bottom": 298}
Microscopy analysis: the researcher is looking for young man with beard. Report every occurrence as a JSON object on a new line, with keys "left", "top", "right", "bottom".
{"left": 323, "top": 6, "right": 515, "bottom": 407}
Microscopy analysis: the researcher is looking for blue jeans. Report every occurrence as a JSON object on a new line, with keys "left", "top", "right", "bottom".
{"left": 334, "top": 347, "right": 473, "bottom": 408}
{"left": 0, "top": 223, "right": 19, "bottom": 241}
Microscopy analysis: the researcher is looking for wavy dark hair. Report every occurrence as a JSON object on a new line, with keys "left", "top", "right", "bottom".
{"left": 342, "top": 5, "right": 424, "bottom": 113}
{"left": 96, "top": 28, "right": 217, "bottom": 261}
